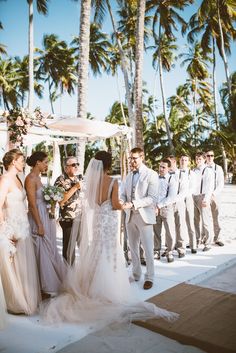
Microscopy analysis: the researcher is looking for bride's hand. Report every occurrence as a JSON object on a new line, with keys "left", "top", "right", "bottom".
{"left": 10, "top": 238, "right": 18, "bottom": 246}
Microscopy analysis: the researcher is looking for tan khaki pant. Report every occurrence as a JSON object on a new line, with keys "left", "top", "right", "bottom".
{"left": 153, "top": 205, "right": 176, "bottom": 254}
{"left": 193, "top": 194, "right": 213, "bottom": 246}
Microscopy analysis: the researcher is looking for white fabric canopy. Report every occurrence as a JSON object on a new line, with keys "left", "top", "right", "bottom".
{"left": 47, "top": 117, "right": 131, "bottom": 140}
{"left": 0, "top": 118, "right": 131, "bottom": 145}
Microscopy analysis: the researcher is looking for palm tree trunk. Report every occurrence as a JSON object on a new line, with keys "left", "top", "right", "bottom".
{"left": 212, "top": 38, "right": 228, "bottom": 175}
{"left": 158, "top": 26, "right": 174, "bottom": 153}
{"left": 28, "top": 0, "right": 34, "bottom": 112}
{"left": 48, "top": 80, "right": 54, "bottom": 114}
{"left": 76, "top": 0, "right": 92, "bottom": 174}
{"left": 217, "top": 0, "right": 232, "bottom": 96}
{"left": 193, "top": 80, "right": 197, "bottom": 148}
{"left": 106, "top": 0, "right": 135, "bottom": 145}
{"left": 134, "top": 0, "right": 145, "bottom": 149}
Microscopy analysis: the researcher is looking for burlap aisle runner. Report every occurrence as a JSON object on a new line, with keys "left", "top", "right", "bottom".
{"left": 134, "top": 283, "right": 236, "bottom": 353}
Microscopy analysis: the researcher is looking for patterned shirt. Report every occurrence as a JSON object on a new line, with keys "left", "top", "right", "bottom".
{"left": 54, "top": 172, "right": 81, "bottom": 221}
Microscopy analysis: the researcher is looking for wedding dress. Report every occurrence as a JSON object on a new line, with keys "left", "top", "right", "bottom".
{"left": 0, "top": 188, "right": 41, "bottom": 314}
{"left": 41, "top": 159, "right": 178, "bottom": 327}
{"left": 0, "top": 275, "right": 6, "bottom": 329}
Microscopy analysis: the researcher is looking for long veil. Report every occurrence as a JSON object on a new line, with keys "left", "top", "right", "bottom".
{"left": 67, "top": 158, "right": 103, "bottom": 265}
{"left": 41, "top": 158, "right": 179, "bottom": 327}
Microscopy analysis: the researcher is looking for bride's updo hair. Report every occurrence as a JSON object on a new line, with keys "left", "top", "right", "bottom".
{"left": 95, "top": 151, "right": 112, "bottom": 172}
{"left": 3, "top": 149, "right": 24, "bottom": 171}
{"left": 26, "top": 151, "right": 47, "bottom": 167}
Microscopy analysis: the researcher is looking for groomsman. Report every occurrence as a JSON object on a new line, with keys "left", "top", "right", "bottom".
{"left": 193, "top": 152, "right": 214, "bottom": 251}
{"left": 168, "top": 155, "right": 188, "bottom": 258}
{"left": 205, "top": 150, "right": 225, "bottom": 246}
{"left": 121, "top": 147, "right": 158, "bottom": 290}
{"left": 179, "top": 154, "right": 197, "bottom": 253}
{"left": 153, "top": 158, "right": 177, "bottom": 263}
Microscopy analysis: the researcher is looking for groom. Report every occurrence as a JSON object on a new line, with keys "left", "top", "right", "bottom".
{"left": 121, "top": 147, "right": 159, "bottom": 290}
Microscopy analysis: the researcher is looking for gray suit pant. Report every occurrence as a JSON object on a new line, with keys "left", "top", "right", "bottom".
{"left": 126, "top": 211, "right": 154, "bottom": 282}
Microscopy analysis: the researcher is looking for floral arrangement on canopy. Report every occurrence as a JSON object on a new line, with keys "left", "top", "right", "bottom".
{"left": 2, "top": 107, "right": 52, "bottom": 147}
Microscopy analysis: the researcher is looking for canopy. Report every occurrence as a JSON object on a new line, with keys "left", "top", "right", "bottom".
{"left": 0, "top": 117, "right": 131, "bottom": 145}
{"left": 47, "top": 117, "right": 131, "bottom": 140}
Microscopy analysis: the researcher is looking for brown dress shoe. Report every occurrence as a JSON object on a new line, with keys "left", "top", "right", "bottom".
{"left": 143, "top": 280, "right": 153, "bottom": 290}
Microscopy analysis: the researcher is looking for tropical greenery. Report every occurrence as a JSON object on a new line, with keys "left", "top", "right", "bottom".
{"left": 0, "top": 0, "right": 236, "bottom": 181}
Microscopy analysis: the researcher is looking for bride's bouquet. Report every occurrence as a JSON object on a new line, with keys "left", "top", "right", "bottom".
{"left": 42, "top": 185, "right": 64, "bottom": 219}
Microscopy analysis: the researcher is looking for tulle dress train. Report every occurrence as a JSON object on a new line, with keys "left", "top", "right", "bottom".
{"left": 0, "top": 188, "right": 41, "bottom": 315}
{"left": 41, "top": 178, "right": 178, "bottom": 327}
{"left": 0, "top": 275, "right": 6, "bottom": 328}
{"left": 28, "top": 187, "right": 66, "bottom": 294}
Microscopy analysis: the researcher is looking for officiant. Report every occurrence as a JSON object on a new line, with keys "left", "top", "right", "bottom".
{"left": 54, "top": 156, "right": 82, "bottom": 265}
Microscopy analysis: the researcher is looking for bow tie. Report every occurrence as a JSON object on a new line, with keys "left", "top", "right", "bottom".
{"left": 169, "top": 171, "right": 175, "bottom": 175}
{"left": 159, "top": 176, "right": 165, "bottom": 179}
{"left": 133, "top": 170, "right": 139, "bottom": 175}
{"left": 180, "top": 170, "right": 186, "bottom": 173}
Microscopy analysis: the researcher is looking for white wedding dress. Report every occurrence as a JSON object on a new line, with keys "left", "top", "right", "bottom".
{"left": 41, "top": 159, "right": 178, "bottom": 328}
{"left": 0, "top": 275, "right": 6, "bottom": 329}
{"left": 0, "top": 188, "right": 41, "bottom": 315}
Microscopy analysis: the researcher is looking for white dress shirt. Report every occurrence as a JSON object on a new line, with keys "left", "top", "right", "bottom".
{"left": 207, "top": 163, "right": 224, "bottom": 197}
{"left": 193, "top": 165, "right": 214, "bottom": 202}
{"left": 157, "top": 173, "right": 177, "bottom": 208}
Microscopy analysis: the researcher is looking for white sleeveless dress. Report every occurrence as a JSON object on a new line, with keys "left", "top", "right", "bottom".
{"left": 41, "top": 179, "right": 178, "bottom": 327}
{"left": 0, "top": 275, "right": 6, "bottom": 328}
{"left": 0, "top": 188, "right": 41, "bottom": 314}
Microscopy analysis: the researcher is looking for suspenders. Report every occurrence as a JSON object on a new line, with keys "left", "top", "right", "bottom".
{"left": 200, "top": 167, "right": 207, "bottom": 193}
{"left": 214, "top": 164, "right": 217, "bottom": 190}
{"left": 177, "top": 170, "right": 183, "bottom": 195}
{"left": 166, "top": 176, "right": 172, "bottom": 197}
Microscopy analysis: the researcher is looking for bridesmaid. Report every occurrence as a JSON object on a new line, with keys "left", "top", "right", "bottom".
{"left": 0, "top": 149, "right": 41, "bottom": 315}
{"left": 25, "top": 151, "right": 66, "bottom": 299}
{"left": 0, "top": 275, "right": 6, "bottom": 328}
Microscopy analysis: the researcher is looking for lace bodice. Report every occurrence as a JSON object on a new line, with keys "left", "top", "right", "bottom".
{"left": 3, "top": 188, "right": 30, "bottom": 240}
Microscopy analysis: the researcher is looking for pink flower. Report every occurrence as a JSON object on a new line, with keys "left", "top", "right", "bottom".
{"left": 16, "top": 117, "right": 24, "bottom": 126}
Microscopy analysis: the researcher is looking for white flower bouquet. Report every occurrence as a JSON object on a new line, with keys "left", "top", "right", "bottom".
{"left": 42, "top": 185, "right": 64, "bottom": 219}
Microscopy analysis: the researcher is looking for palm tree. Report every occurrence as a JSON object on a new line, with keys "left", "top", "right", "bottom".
{"left": 27, "top": 0, "right": 49, "bottom": 112}
{"left": 0, "top": 22, "right": 7, "bottom": 56}
{"left": 151, "top": 34, "right": 178, "bottom": 153}
{"left": 36, "top": 34, "right": 76, "bottom": 113}
{"left": 183, "top": 2, "right": 236, "bottom": 173}
{"left": 146, "top": 0, "right": 193, "bottom": 153}
{"left": 0, "top": 58, "right": 22, "bottom": 110}
{"left": 185, "top": 0, "right": 236, "bottom": 109}
{"left": 179, "top": 41, "right": 212, "bottom": 146}
{"left": 71, "top": 22, "right": 112, "bottom": 77}
{"left": 133, "top": 0, "right": 146, "bottom": 148}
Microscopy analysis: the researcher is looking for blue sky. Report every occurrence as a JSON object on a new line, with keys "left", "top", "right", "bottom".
{"left": 1, "top": 0, "right": 235, "bottom": 120}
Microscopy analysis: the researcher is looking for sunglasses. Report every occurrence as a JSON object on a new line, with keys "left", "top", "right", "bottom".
{"left": 206, "top": 154, "right": 214, "bottom": 157}
{"left": 129, "top": 156, "right": 141, "bottom": 161}
{"left": 67, "top": 163, "right": 79, "bottom": 167}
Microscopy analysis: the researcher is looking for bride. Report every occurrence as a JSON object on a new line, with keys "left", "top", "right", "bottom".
{"left": 42, "top": 151, "right": 178, "bottom": 326}
{"left": 0, "top": 149, "right": 41, "bottom": 315}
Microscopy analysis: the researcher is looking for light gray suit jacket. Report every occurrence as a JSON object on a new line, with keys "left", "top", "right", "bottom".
{"left": 120, "top": 163, "right": 159, "bottom": 224}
